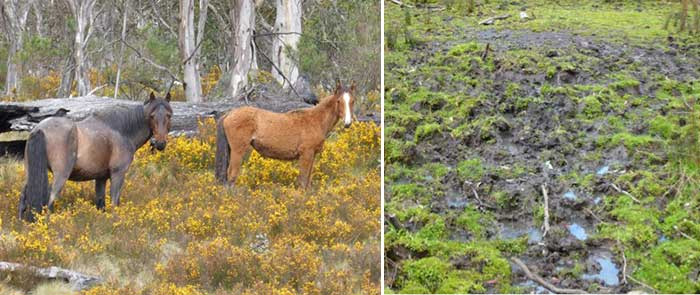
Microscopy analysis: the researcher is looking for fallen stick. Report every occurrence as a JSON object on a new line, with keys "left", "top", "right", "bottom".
{"left": 479, "top": 14, "right": 511, "bottom": 25}
{"left": 511, "top": 257, "right": 588, "bottom": 294}
{"left": 610, "top": 183, "right": 642, "bottom": 203}
{"left": 674, "top": 225, "right": 696, "bottom": 240}
{"left": 618, "top": 241, "right": 628, "bottom": 285}
{"left": 627, "top": 274, "right": 658, "bottom": 294}
{"left": 481, "top": 43, "right": 491, "bottom": 60}
{"left": 0, "top": 261, "right": 102, "bottom": 290}
{"left": 389, "top": 0, "right": 414, "bottom": 8}
{"left": 541, "top": 184, "right": 550, "bottom": 238}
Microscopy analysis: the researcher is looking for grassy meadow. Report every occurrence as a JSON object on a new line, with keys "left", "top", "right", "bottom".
{"left": 0, "top": 118, "right": 380, "bottom": 295}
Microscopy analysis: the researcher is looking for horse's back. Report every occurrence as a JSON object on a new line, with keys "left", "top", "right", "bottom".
{"left": 222, "top": 106, "right": 305, "bottom": 160}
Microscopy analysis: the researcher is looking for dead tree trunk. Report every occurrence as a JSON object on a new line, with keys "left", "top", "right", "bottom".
{"left": 2, "top": 0, "right": 33, "bottom": 96}
{"left": 270, "top": 0, "right": 301, "bottom": 88}
{"left": 178, "top": 0, "right": 204, "bottom": 102}
{"left": 114, "top": 0, "right": 129, "bottom": 99}
{"left": 65, "top": 0, "right": 99, "bottom": 97}
{"left": 229, "top": 0, "right": 256, "bottom": 97}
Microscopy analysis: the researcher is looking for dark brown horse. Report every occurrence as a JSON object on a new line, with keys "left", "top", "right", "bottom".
{"left": 19, "top": 92, "right": 173, "bottom": 221}
{"left": 215, "top": 81, "right": 356, "bottom": 189}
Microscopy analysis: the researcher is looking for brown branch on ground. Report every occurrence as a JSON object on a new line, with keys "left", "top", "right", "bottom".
{"left": 0, "top": 261, "right": 101, "bottom": 291}
{"left": 584, "top": 207, "right": 604, "bottom": 224}
{"left": 541, "top": 184, "right": 550, "bottom": 238}
{"left": 481, "top": 43, "right": 490, "bottom": 60}
{"left": 510, "top": 257, "right": 588, "bottom": 294}
{"left": 616, "top": 240, "right": 628, "bottom": 285}
{"left": 674, "top": 225, "right": 696, "bottom": 240}
{"left": 627, "top": 274, "right": 659, "bottom": 294}
{"left": 610, "top": 183, "right": 642, "bottom": 203}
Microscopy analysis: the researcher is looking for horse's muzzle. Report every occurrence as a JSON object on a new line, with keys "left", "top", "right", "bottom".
{"left": 151, "top": 139, "right": 166, "bottom": 151}
{"left": 344, "top": 122, "right": 351, "bottom": 129}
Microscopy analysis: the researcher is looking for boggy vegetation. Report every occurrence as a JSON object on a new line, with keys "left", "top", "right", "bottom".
{"left": 0, "top": 118, "right": 380, "bottom": 295}
{"left": 385, "top": 0, "right": 700, "bottom": 293}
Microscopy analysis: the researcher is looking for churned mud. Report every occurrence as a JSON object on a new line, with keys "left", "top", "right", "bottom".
{"left": 385, "top": 1, "right": 700, "bottom": 294}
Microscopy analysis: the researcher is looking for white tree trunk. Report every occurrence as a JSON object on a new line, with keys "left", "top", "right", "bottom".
{"left": 229, "top": 0, "right": 256, "bottom": 97}
{"left": 114, "top": 0, "right": 129, "bottom": 99}
{"left": 66, "top": 0, "right": 97, "bottom": 97}
{"left": 179, "top": 0, "right": 203, "bottom": 102}
{"left": 2, "top": 0, "right": 33, "bottom": 96}
{"left": 271, "top": 0, "right": 301, "bottom": 87}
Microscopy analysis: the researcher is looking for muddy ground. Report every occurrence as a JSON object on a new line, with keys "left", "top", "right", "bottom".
{"left": 385, "top": 1, "right": 700, "bottom": 294}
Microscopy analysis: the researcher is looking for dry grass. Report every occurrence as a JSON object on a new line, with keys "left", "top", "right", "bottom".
{"left": 0, "top": 118, "right": 380, "bottom": 295}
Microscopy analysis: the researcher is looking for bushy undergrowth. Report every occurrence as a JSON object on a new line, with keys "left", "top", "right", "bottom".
{"left": 0, "top": 118, "right": 380, "bottom": 295}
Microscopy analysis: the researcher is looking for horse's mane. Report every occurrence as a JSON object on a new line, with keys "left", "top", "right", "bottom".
{"left": 92, "top": 104, "right": 148, "bottom": 138}
{"left": 288, "top": 94, "right": 338, "bottom": 115}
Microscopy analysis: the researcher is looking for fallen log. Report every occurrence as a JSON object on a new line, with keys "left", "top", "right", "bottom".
{"left": 0, "top": 95, "right": 313, "bottom": 135}
{"left": 0, "top": 95, "right": 378, "bottom": 135}
{"left": 479, "top": 14, "right": 511, "bottom": 25}
{"left": 0, "top": 261, "right": 102, "bottom": 290}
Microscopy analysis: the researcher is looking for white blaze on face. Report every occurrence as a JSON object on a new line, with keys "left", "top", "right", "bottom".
{"left": 343, "top": 92, "right": 352, "bottom": 125}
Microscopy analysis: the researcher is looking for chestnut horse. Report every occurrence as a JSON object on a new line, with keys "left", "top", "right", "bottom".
{"left": 19, "top": 92, "right": 173, "bottom": 221}
{"left": 215, "top": 81, "right": 356, "bottom": 188}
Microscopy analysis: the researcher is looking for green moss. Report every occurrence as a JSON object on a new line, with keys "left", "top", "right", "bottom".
{"left": 601, "top": 132, "right": 659, "bottom": 151}
{"left": 457, "top": 158, "right": 484, "bottom": 182}
{"left": 399, "top": 281, "right": 430, "bottom": 294}
{"left": 455, "top": 206, "right": 491, "bottom": 239}
{"left": 420, "top": 162, "right": 450, "bottom": 182}
{"left": 448, "top": 42, "right": 480, "bottom": 56}
{"left": 391, "top": 183, "right": 430, "bottom": 204}
{"left": 649, "top": 115, "right": 678, "bottom": 140}
{"left": 582, "top": 95, "right": 603, "bottom": 119}
{"left": 385, "top": 138, "right": 416, "bottom": 164}
{"left": 402, "top": 257, "right": 452, "bottom": 292}
{"left": 415, "top": 123, "right": 442, "bottom": 141}
{"left": 634, "top": 240, "right": 700, "bottom": 293}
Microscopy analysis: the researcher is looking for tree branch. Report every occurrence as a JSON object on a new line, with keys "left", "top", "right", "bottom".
{"left": 511, "top": 257, "right": 588, "bottom": 294}
{"left": 252, "top": 35, "right": 302, "bottom": 100}
{"left": 120, "top": 38, "right": 181, "bottom": 83}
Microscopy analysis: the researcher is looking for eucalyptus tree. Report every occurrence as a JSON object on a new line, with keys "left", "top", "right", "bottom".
{"left": 2, "top": 0, "right": 34, "bottom": 96}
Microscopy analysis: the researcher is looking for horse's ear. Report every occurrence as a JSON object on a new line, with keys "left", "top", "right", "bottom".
{"left": 165, "top": 92, "right": 171, "bottom": 102}
{"left": 334, "top": 79, "right": 342, "bottom": 95}
{"left": 146, "top": 92, "right": 156, "bottom": 104}
{"left": 350, "top": 81, "right": 356, "bottom": 93}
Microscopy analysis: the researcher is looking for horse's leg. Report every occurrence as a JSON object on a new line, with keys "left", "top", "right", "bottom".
{"left": 94, "top": 178, "right": 107, "bottom": 210}
{"left": 297, "top": 150, "right": 316, "bottom": 189}
{"left": 109, "top": 170, "right": 127, "bottom": 206}
{"left": 109, "top": 148, "right": 134, "bottom": 206}
{"left": 47, "top": 129, "right": 78, "bottom": 212}
{"left": 227, "top": 143, "right": 250, "bottom": 185}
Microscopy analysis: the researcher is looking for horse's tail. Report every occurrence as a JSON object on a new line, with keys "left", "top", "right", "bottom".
{"left": 214, "top": 116, "right": 230, "bottom": 183}
{"left": 19, "top": 129, "right": 49, "bottom": 222}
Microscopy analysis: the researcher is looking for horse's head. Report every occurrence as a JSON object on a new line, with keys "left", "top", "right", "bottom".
{"left": 334, "top": 80, "right": 356, "bottom": 128}
{"left": 144, "top": 92, "right": 173, "bottom": 151}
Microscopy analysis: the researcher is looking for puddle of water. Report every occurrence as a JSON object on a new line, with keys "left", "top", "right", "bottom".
{"left": 583, "top": 256, "right": 620, "bottom": 286}
{"left": 519, "top": 279, "right": 552, "bottom": 294}
{"left": 563, "top": 190, "right": 577, "bottom": 200}
{"left": 596, "top": 165, "right": 609, "bottom": 176}
{"left": 500, "top": 224, "right": 542, "bottom": 244}
{"left": 528, "top": 228, "right": 543, "bottom": 243}
{"left": 658, "top": 235, "right": 668, "bottom": 243}
{"left": 445, "top": 190, "right": 469, "bottom": 210}
{"left": 594, "top": 196, "right": 602, "bottom": 204}
{"left": 568, "top": 223, "right": 588, "bottom": 240}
